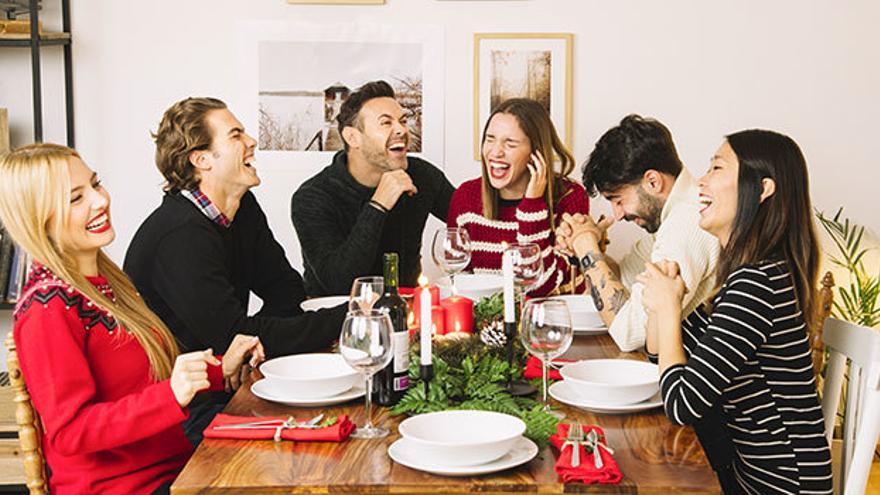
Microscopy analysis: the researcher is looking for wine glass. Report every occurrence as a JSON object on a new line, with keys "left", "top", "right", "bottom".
{"left": 521, "top": 299, "right": 573, "bottom": 418}
{"left": 507, "top": 242, "right": 544, "bottom": 293}
{"left": 349, "top": 276, "right": 383, "bottom": 313}
{"left": 339, "top": 309, "right": 394, "bottom": 438}
{"left": 431, "top": 227, "right": 472, "bottom": 288}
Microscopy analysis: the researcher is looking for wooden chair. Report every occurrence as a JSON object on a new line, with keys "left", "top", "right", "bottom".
{"left": 820, "top": 318, "right": 880, "bottom": 494}
{"left": 4, "top": 332, "right": 48, "bottom": 494}
{"left": 811, "top": 271, "right": 836, "bottom": 381}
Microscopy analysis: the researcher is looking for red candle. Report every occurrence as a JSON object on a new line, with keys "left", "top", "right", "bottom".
{"left": 430, "top": 304, "right": 446, "bottom": 335}
{"left": 411, "top": 285, "right": 440, "bottom": 327}
{"left": 440, "top": 295, "right": 475, "bottom": 334}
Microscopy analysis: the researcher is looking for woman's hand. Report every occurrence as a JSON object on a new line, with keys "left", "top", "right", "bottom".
{"left": 637, "top": 261, "right": 686, "bottom": 317}
{"left": 223, "top": 334, "right": 264, "bottom": 392}
{"left": 525, "top": 150, "right": 549, "bottom": 199}
{"left": 170, "top": 349, "right": 220, "bottom": 408}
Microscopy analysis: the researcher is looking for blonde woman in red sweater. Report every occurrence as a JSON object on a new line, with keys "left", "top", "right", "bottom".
{"left": 0, "top": 143, "right": 262, "bottom": 495}
{"left": 447, "top": 98, "right": 589, "bottom": 296}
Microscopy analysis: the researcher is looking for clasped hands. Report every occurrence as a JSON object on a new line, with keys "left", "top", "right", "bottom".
{"left": 555, "top": 212, "right": 613, "bottom": 257}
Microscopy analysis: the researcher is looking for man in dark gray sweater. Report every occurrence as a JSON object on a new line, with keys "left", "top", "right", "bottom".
{"left": 291, "top": 81, "right": 455, "bottom": 297}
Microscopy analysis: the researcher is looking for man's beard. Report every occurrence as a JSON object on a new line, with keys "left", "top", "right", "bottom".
{"left": 363, "top": 139, "right": 406, "bottom": 172}
{"left": 626, "top": 187, "right": 664, "bottom": 234}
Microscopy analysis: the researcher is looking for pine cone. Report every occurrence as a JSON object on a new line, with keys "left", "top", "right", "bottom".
{"left": 479, "top": 318, "right": 507, "bottom": 348}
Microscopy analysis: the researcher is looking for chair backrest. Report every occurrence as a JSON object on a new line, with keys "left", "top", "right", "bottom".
{"left": 811, "top": 272, "right": 836, "bottom": 379}
{"left": 4, "top": 332, "right": 48, "bottom": 495}
{"left": 820, "top": 318, "right": 880, "bottom": 494}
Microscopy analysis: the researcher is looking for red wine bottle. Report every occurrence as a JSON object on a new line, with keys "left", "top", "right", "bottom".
{"left": 373, "top": 252, "right": 410, "bottom": 406}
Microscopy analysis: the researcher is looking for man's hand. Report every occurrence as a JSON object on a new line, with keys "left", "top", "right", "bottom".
{"left": 637, "top": 261, "right": 686, "bottom": 319}
{"left": 222, "top": 334, "right": 263, "bottom": 392}
{"left": 371, "top": 170, "right": 418, "bottom": 211}
{"left": 557, "top": 213, "right": 613, "bottom": 258}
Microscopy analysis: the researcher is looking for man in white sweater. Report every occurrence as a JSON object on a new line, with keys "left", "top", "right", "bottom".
{"left": 557, "top": 115, "right": 719, "bottom": 352}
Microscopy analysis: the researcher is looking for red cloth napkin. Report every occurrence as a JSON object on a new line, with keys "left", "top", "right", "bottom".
{"left": 524, "top": 356, "right": 573, "bottom": 380}
{"left": 549, "top": 423, "right": 622, "bottom": 484}
{"left": 203, "top": 414, "right": 355, "bottom": 442}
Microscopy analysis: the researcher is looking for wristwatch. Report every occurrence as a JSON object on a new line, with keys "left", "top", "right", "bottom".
{"left": 579, "top": 251, "right": 606, "bottom": 271}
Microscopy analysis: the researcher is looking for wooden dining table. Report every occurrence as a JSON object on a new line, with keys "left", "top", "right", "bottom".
{"left": 171, "top": 334, "right": 720, "bottom": 494}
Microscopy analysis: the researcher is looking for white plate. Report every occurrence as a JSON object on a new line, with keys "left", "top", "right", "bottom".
{"left": 251, "top": 378, "right": 365, "bottom": 407}
{"left": 549, "top": 380, "right": 663, "bottom": 414}
{"left": 573, "top": 325, "right": 606, "bottom": 335}
{"left": 388, "top": 436, "right": 538, "bottom": 477}
{"left": 300, "top": 295, "right": 348, "bottom": 312}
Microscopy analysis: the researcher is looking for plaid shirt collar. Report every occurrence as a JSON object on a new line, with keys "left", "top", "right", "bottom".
{"left": 180, "top": 188, "right": 231, "bottom": 228}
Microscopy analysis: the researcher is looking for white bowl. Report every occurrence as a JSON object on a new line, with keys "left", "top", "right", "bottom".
{"left": 560, "top": 359, "right": 660, "bottom": 405}
{"left": 549, "top": 295, "right": 605, "bottom": 329}
{"left": 452, "top": 274, "right": 503, "bottom": 302}
{"left": 397, "top": 410, "right": 526, "bottom": 466}
{"left": 259, "top": 353, "right": 359, "bottom": 399}
{"left": 300, "top": 295, "right": 348, "bottom": 312}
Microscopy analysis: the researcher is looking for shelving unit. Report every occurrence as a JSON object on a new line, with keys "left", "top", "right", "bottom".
{"left": 0, "top": 0, "right": 75, "bottom": 145}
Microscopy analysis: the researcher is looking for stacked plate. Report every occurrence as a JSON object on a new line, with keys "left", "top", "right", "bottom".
{"left": 388, "top": 410, "right": 538, "bottom": 476}
{"left": 300, "top": 295, "right": 348, "bottom": 312}
{"left": 550, "top": 359, "right": 663, "bottom": 414}
{"left": 437, "top": 274, "right": 503, "bottom": 301}
{"left": 252, "top": 353, "right": 365, "bottom": 407}
{"left": 549, "top": 295, "right": 606, "bottom": 334}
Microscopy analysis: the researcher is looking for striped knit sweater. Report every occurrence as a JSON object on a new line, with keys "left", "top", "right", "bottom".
{"left": 447, "top": 178, "right": 589, "bottom": 296}
{"left": 660, "top": 259, "right": 832, "bottom": 494}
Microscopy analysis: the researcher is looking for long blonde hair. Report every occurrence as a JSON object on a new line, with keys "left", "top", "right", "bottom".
{"left": 0, "top": 143, "right": 179, "bottom": 380}
{"left": 480, "top": 98, "right": 576, "bottom": 223}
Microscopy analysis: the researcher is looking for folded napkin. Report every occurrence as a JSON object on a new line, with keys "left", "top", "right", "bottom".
{"left": 203, "top": 414, "right": 355, "bottom": 442}
{"left": 524, "top": 356, "right": 573, "bottom": 380}
{"left": 549, "top": 423, "right": 622, "bottom": 484}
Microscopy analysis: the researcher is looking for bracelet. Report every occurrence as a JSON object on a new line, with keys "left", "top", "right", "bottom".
{"left": 368, "top": 199, "right": 389, "bottom": 213}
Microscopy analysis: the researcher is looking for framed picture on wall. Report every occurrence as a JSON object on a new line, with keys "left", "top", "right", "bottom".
{"left": 287, "top": 0, "right": 385, "bottom": 4}
{"left": 473, "top": 32, "right": 573, "bottom": 160}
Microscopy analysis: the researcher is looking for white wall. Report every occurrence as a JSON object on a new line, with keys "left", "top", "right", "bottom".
{"left": 2, "top": 0, "right": 879, "bottom": 345}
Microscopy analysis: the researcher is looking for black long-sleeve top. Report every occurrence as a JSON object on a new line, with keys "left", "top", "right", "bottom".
{"left": 291, "top": 150, "right": 455, "bottom": 297}
{"left": 123, "top": 191, "right": 346, "bottom": 359}
{"left": 661, "top": 260, "right": 832, "bottom": 494}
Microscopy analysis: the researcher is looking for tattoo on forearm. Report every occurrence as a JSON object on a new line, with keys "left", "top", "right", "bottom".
{"left": 586, "top": 274, "right": 604, "bottom": 311}
{"left": 610, "top": 288, "right": 627, "bottom": 313}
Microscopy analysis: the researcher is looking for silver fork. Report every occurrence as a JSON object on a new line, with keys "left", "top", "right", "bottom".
{"left": 213, "top": 413, "right": 325, "bottom": 431}
{"left": 564, "top": 423, "right": 585, "bottom": 467}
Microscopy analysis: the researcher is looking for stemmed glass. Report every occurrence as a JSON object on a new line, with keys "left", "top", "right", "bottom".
{"left": 521, "top": 299, "right": 573, "bottom": 418}
{"left": 339, "top": 309, "right": 394, "bottom": 438}
{"left": 431, "top": 227, "right": 472, "bottom": 288}
{"left": 508, "top": 242, "right": 544, "bottom": 295}
{"left": 349, "top": 276, "right": 383, "bottom": 312}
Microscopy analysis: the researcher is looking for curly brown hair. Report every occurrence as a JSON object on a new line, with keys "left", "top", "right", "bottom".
{"left": 152, "top": 97, "right": 227, "bottom": 191}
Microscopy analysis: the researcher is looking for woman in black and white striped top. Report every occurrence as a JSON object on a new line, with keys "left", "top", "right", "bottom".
{"left": 639, "top": 130, "right": 832, "bottom": 494}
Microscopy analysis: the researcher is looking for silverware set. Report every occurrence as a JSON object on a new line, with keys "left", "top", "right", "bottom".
{"left": 213, "top": 413, "right": 325, "bottom": 442}
{"left": 564, "top": 423, "right": 614, "bottom": 469}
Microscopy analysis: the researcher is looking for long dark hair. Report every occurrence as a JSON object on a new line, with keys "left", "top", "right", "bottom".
{"left": 716, "top": 129, "right": 820, "bottom": 328}
{"left": 480, "top": 98, "right": 576, "bottom": 222}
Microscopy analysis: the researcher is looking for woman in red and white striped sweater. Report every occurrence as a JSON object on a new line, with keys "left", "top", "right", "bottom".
{"left": 447, "top": 98, "right": 589, "bottom": 296}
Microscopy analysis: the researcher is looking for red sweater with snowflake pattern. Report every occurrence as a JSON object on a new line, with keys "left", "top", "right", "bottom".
{"left": 12, "top": 263, "right": 223, "bottom": 495}
{"left": 447, "top": 178, "right": 589, "bottom": 296}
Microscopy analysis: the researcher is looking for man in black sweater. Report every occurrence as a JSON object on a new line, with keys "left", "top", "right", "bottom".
{"left": 291, "top": 81, "right": 455, "bottom": 297}
{"left": 124, "top": 97, "right": 346, "bottom": 362}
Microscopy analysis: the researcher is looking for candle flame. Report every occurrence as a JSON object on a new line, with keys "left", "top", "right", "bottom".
{"left": 432, "top": 323, "right": 437, "bottom": 335}
{"left": 418, "top": 274, "right": 429, "bottom": 287}
{"left": 407, "top": 310, "right": 415, "bottom": 327}
{"left": 455, "top": 321, "right": 461, "bottom": 332}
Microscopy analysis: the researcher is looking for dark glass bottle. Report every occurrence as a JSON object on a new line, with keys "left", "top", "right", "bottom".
{"left": 373, "top": 252, "right": 410, "bottom": 406}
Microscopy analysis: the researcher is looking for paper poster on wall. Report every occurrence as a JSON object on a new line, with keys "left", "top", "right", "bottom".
{"left": 473, "top": 33, "right": 572, "bottom": 160}
{"left": 235, "top": 21, "right": 445, "bottom": 169}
